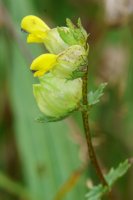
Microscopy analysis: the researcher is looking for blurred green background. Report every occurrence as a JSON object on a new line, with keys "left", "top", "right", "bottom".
{"left": 0, "top": 0, "right": 133, "bottom": 199}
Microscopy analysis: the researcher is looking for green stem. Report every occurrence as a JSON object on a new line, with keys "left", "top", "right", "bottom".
{"left": 81, "top": 66, "right": 108, "bottom": 186}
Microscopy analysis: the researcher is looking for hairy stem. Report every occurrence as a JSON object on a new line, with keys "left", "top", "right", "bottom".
{"left": 81, "top": 66, "right": 108, "bottom": 186}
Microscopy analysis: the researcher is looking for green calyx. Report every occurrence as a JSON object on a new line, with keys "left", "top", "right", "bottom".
{"left": 33, "top": 73, "right": 82, "bottom": 120}
{"left": 43, "top": 28, "right": 69, "bottom": 54}
{"left": 51, "top": 45, "right": 88, "bottom": 79}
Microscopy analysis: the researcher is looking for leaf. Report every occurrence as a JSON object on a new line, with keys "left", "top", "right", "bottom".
{"left": 88, "top": 83, "right": 107, "bottom": 106}
{"left": 85, "top": 185, "right": 108, "bottom": 200}
{"left": 106, "top": 159, "right": 131, "bottom": 187}
{"left": 85, "top": 159, "right": 131, "bottom": 200}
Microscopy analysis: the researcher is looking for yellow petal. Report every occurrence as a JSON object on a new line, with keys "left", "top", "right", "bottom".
{"left": 21, "top": 15, "right": 50, "bottom": 33}
{"left": 34, "top": 70, "right": 46, "bottom": 77}
{"left": 27, "top": 32, "right": 47, "bottom": 43}
{"left": 30, "top": 54, "right": 58, "bottom": 77}
{"left": 21, "top": 15, "right": 50, "bottom": 43}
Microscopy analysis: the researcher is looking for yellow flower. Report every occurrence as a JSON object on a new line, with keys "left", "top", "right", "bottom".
{"left": 21, "top": 15, "right": 50, "bottom": 43}
{"left": 21, "top": 15, "right": 69, "bottom": 54}
{"left": 30, "top": 54, "right": 58, "bottom": 77}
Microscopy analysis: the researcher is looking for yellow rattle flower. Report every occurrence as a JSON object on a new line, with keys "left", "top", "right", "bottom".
{"left": 21, "top": 15, "right": 69, "bottom": 54}
{"left": 21, "top": 15, "right": 50, "bottom": 43}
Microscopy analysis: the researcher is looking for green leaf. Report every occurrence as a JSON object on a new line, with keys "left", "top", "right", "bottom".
{"left": 106, "top": 159, "right": 131, "bottom": 187}
{"left": 88, "top": 83, "right": 107, "bottom": 106}
{"left": 85, "top": 185, "right": 108, "bottom": 200}
{"left": 86, "top": 159, "right": 131, "bottom": 200}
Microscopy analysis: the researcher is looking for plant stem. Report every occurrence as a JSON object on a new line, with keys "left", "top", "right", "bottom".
{"left": 81, "top": 66, "right": 108, "bottom": 186}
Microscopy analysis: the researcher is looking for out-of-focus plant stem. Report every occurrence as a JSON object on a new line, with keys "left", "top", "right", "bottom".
{"left": 81, "top": 64, "right": 108, "bottom": 186}
{"left": 0, "top": 172, "right": 32, "bottom": 200}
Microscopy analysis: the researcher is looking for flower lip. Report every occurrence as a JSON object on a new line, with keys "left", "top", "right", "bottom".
{"left": 21, "top": 15, "right": 50, "bottom": 33}
{"left": 30, "top": 53, "right": 58, "bottom": 77}
{"left": 21, "top": 15, "right": 50, "bottom": 43}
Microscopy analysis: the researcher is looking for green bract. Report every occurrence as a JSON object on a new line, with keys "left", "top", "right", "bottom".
{"left": 58, "top": 18, "right": 88, "bottom": 47}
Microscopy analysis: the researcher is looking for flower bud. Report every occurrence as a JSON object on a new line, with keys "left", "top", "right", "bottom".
{"left": 33, "top": 74, "right": 82, "bottom": 118}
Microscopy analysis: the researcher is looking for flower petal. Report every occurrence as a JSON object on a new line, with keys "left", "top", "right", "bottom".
{"left": 34, "top": 70, "right": 46, "bottom": 77}
{"left": 21, "top": 15, "right": 50, "bottom": 43}
{"left": 21, "top": 15, "right": 50, "bottom": 33}
{"left": 27, "top": 32, "right": 47, "bottom": 43}
{"left": 30, "top": 54, "right": 58, "bottom": 77}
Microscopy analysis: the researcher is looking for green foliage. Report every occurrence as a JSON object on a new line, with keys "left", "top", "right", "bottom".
{"left": 88, "top": 83, "right": 107, "bottom": 107}
{"left": 85, "top": 185, "right": 107, "bottom": 200}
{"left": 86, "top": 159, "right": 131, "bottom": 200}
{"left": 105, "top": 159, "right": 131, "bottom": 187}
